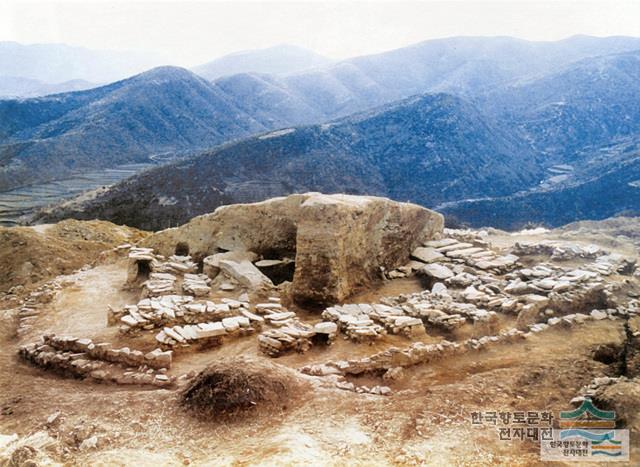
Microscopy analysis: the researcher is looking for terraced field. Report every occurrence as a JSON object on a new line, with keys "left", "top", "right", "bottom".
{"left": 0, "top": 163, "right": 155, "bottom": 226}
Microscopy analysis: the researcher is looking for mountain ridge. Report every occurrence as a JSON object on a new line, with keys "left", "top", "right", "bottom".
{"left": 192, "top": 44, "right": 332, "bottom": 81}
{"left": 33, "top": 92, "right": 540, "bottom": 230}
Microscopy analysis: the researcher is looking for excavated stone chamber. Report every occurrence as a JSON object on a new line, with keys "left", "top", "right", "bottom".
{"left": 144, "top": 193, "right": 444, "bottom": 305}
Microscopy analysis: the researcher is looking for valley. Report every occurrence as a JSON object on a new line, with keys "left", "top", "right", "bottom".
{"left": 3, "top": 36, "right": 640, "bottom": 230}
{"left": 0, "top": 162, "right": 156, "bottom": 226}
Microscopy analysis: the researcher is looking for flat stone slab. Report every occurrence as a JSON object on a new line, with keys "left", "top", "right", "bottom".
{"left": 419, "top": 263, "right": 454, "bottom": 280}
{"left": 219, "top": 259, "right": 273, "bottom": 289}
{"left": 436, "top": 242, "right": 473, "bottom": 253}
{"left": 446, "top": 247, "right": 485, "bottom": 258}
{"left": 314, "top": 321, "right": 338, "bottom": 334}
{"left": 255, "top": 259, "right": 287, "bottom": 267}
{"left": 411, "top": 247, "right": 445, "bottom": 264}
{"left": 424, "top": 238, "right": 458, "bottom": 248}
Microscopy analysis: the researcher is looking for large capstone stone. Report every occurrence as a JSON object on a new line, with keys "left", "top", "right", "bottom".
{"left": 144, "top": 193, "right": 443, "bottom": 305}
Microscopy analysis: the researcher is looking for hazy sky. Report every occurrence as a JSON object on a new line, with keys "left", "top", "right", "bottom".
{"left": 1, "top": 0, "right": 639, "bottom": 66}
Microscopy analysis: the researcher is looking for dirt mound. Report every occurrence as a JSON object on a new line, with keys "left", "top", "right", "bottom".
{"left": 180, "top": 358, "right": 303, "bottom": 418}
{"left": 0, "top": 219, "right": 148, "bottom": 293}
{"left": 594, "top": 378, "right": 640, "bottom": 432}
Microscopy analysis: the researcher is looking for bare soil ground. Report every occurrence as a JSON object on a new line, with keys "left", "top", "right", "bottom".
{"left": 1, "top": 225, "right": 639, "bottom": 465}
{"left": 0, "top": 219, "right": 147, "bottom": 294}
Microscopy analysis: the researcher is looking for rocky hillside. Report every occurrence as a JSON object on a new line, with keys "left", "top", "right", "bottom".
{"left": 40, "top": 45, "right": 640, "bottom": 230}
{"left": 5, "top": 36, "right": 640, "bottom": 229}
{"left": 35, "top": 93, "right": 540, "bottom": 230}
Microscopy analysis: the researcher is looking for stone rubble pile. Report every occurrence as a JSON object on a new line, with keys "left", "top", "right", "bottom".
{"left": 323, "top": 237, "right": 636, "bottom": 341}
{"left": 258, "top": 321, "right": 338, "bottom": 357}
{"left": 587, "top": 253, "right": 636, "bottom": 276}
{"left": 543, "top": 305, "right": 636, "bottom": 329}
{"left": 202, "top": 250, "right": 276, "bottom": 292}
{"left": 108, "top": 295, "right": 231, "bottom": 333}
{"left": 127, "top": 248, "right": 210, "bottom": 297}
{"left": 154, "top": 255, "right": 198, "bottom": 275}
{"left": 381, "top": 290, "right": 498, "bottom": 330}
{"left": 323, "top": 303, "right": 426, "bottom": 339}
{"left": 128, "top": 247, "right": 198, "bottom": 275}
{"left": 19, "top": 334, "right": 174, "bottom": 387}
{"left": 142, "top": 272, "right": 177, "bottom": 297}
{"left": 258, "top": 322, "right": 314, "bottom": 356}
{"left": 13, "top": 282, "right": 60, "bottom": 336}
{"left": 182, "top": 273, "right": 212, "bottom": 296}
{"left": 127, "top": 246, "right": 156, "bottom": 264}
{"left": 366, "top": 304, "right": 425, "bottom": 337}
{"left": 253, "top": 299, "right": 300, "bottom": 327}
{"left": 512, "top": 240, "right": 603, "bottom": 260}
{"left": 322, "top": 304, "right": 387, "bottom": 341}
{"left": 303, "top": 300, "right": 639, "bottom": 395}
{"left": 300, "top": 328, "right": 527, "bottom": 377}
{"left": 407, "top": 237, "right": 519, "bottom": 278}
{"left": 385, "top": 233, "right": 518, "bottom": 279}
{"left": 154, "top": 315, "right": 257, "bottom": 348}
{"left": 109, "top": 295, "right": 251, "bottom": 333}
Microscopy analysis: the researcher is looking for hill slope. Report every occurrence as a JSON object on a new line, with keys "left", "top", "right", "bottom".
{"left": 37, "top": 93, "right": 540, "bottom": 230}
{"left": 0, "top": 67, "right": 286, "bottom": 191}
{"left": 482, "top": 50, "right": 640, "bottom": 162}
{"left": 4, "top": 36, "right": 640, "bottom": 192}
{"left": 441, "top": 137, "right": 640, "bottom": 229}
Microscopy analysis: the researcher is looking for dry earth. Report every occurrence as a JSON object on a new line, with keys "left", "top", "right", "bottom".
{"left": 1, "top": 218, "right": 639, "bottom": 466}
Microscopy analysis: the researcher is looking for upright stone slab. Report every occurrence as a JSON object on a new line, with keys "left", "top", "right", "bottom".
{"left": 291, "top": 194, "right": 442, "bottom": 304}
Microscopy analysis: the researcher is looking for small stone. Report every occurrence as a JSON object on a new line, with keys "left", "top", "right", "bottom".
{"left": 431, "top": 282, "right": 449, "bottom": 296}
{"left": 46, "top": 411, "right": 61, "bottom": 425}
{"left": 79, "top": 435, "right": 98, "bottom": 451}
{"left": 313, "top": 321, "right": 338, "bottom": 334}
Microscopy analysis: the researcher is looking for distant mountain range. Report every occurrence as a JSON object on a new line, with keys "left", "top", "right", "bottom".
{"left": 0, "top": 76, "right": 96, "bottom": 98}
{"left": 3, "top": 35, "right": 640, "bottom": 229}
{"left": 259, "top": 35, "right": 640, "bottom": 120}
{"left": 192, "top": 44, "right": 332, "bottom": 81}
{"left": 0, "top": 41, "right": 166, "bottom": 85}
